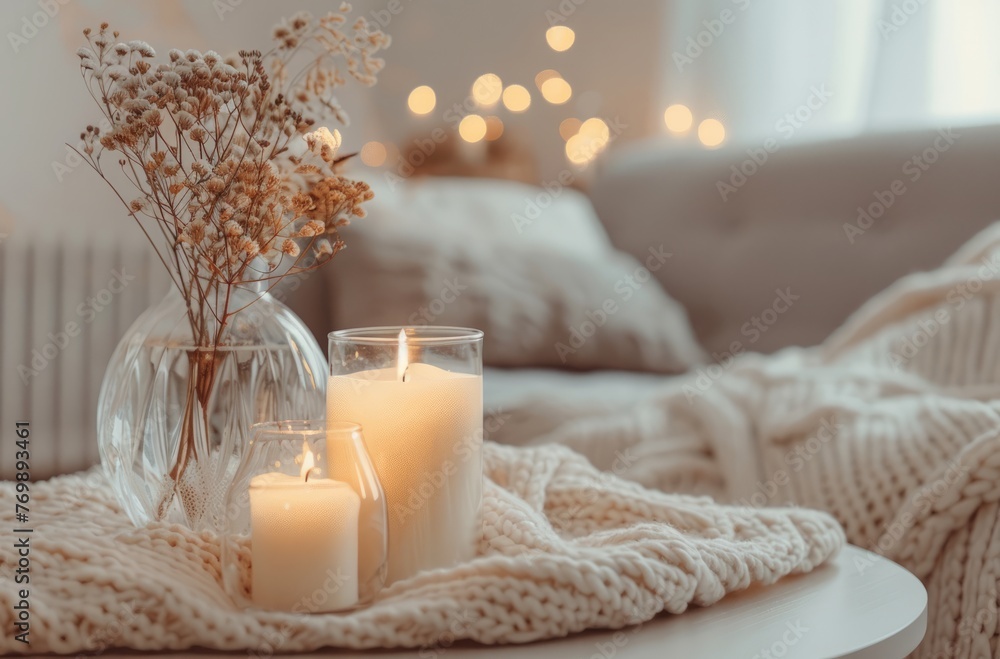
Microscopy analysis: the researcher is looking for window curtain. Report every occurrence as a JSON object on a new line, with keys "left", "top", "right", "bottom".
{"left": 660, "top": 0, "right": 1000, "bottom": 146}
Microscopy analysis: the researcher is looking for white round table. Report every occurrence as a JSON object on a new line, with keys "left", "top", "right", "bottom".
{"left": 149, "top": 545, "right": 928, "bottom": 659}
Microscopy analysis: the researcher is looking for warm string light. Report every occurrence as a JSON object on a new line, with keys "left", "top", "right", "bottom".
{"left": 663, "top": 103, "right": 727, "bottom": 147}
{"left": 472, "top": 73, "right": 503, "bottom": 107}
{"left": 540, "top": 76, "right": 572, "bottom": 104}
{"left": 360, "top": 141, "right": 387, "bottom": 167}
{"left": 484, "top": 116, "right": 504, "bottom": 141}
{"left": 546, "top": 25, "right": 575, "bottom": 51}
{"left": 407, "top": 85, "right": 436, "bottom": 115}
{"left": 502, "top": 84, "right": 531, "bottom": 112}
{"left": 698, "top": 118, "right": 726, "bottom": 147}
{"left": 404, "top": 28, "right": 586, "bottom": 154}
{"left": 564, "top": 117, "right": 610, "bottom": 165}
{"left": 534, "top": 69, "right": 560, "bottom": 89}
{"left": 459, "top": 114, "right": 488, "bottom": 143}
{"left": 559, "top": 117, "right": 582, "bottom": 141}
{"left": 664, "top": 104, "right": 693, "bottom": 133}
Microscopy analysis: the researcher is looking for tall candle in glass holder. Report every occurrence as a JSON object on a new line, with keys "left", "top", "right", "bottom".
{"left": 327, "top": 327, "right": 483, "bottom": 584}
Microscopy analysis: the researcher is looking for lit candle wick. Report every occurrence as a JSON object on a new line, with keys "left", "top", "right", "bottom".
{"left": 301, "top": 445, "right": 319, "bottom": 482}
{"left": 397, "top": 328, "right": 409, "bottom": 383}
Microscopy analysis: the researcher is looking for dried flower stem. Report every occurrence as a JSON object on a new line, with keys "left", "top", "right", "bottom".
{"left": 74, "top": 11, "right": 389, "bottom": 522}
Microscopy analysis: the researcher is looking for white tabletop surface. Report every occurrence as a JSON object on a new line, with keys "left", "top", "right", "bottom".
{"left": 111, "top": 545, "right": 927, "bottom": 659}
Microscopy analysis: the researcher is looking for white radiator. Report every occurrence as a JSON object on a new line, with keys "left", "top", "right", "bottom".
{"left": 0, "top": 238, "right": 169, "bottom": 479}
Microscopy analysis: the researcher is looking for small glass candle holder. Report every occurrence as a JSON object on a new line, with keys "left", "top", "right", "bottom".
{"left": 327, "top": 327, "right": 484, "bottom": 584}
{"left": 220, "top": 420, "right": 387, "bottom": 613}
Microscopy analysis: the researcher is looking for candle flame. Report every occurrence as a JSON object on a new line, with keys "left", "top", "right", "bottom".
{"left": 301, "top": 446, "right": 316, "bottom": 481}
{"left": 397, "top": 328, "right": 408, "bottom": 382}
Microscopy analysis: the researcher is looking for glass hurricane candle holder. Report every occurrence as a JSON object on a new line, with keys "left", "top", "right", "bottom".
{"left": 327, "top": 327, "right": 484, "bottom": 584}
{"left": 220, "top": 420, "right": 387, "bottom": 613}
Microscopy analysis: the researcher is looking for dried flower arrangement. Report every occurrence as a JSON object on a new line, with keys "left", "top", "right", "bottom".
{"left": 73, "top": 7, "right": 389, "bottom": 517}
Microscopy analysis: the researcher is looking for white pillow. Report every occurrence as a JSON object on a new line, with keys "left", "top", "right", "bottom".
{"left": 365, "top": 176, "right": 611, "bottom": 258}
{"left": 297, "top": 177, "right": 705, "bottom": 372}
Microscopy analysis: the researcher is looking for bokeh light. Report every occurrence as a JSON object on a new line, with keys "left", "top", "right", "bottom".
{"left": 502, "top": 84, "right": 531, "bottom": 112}
{"left": 559, "top": 117, "right": 582, "bottom": 141}
{"left": 579, "top": 117, "right": 609, "bottom": 142}
{"left": 484, "top": 116, "right": 504, "bottom": 141}
{"left": 459, "top": 114, "right": 488, "bottom": 142}
{"left": 472, "top": 73, "right": 503, "bottom": 107}
{"left": 663, "top": 104, "right": 693, "bottom": 133}
{"left": 534, "top": 69, "right": 560, "bottom": 89}
{"left": 546, "top": 26, "right": 575, "bottom": 51}
{"left": 359, "top": 141, "right": 387, "bottom": 167}
{"left": 407, "top": 85, "right": 436, "bottom": 115}
{"left": 566, "top": 117, "right": 611, "bottom": 165}
{"left": 540, "top": 77, "right": 572, "bottom": 105}
{"left": 697, "top": 118, "right": 726, "bottom": 147}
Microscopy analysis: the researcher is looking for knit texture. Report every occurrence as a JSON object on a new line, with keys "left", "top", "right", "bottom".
{"left": 495, "top": 223, "right": 1000, "bottom": 659}
{"left": 0, "top": 443, "right": 843, "bottom": 654}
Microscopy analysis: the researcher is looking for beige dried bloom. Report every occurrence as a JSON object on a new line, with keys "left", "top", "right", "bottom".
{"left": 73, "top": 13, "right": 387, "bottom": 356}
{"left": 304, "top": 127, "right": 342, "bottom": 163}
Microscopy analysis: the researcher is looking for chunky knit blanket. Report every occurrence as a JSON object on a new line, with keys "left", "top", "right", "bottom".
{"left": 0, "top": 442, "right": 843, "bottom": 654}
{"left": 495, "top": 223, "right": 1000, "bottom": 659}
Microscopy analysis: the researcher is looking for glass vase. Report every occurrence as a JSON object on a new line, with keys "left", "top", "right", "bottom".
{"left": 327, "top": 326, "right": 483, "bottom": 584}
{"left": 220, "top": 420, "right": 387, "bottom": 612}
{"left": 97, "top": 285, "right": 326, "bottom": 531}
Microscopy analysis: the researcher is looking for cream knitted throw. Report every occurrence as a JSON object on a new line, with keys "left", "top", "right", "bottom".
{"left": 496, "top": 223, "right": 1000, "bottom": 659}
{"left": 0, "top": 442, "right": 843, "bottom": 654}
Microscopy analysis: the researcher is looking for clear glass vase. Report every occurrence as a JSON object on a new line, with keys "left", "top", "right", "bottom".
{"left": 97, "top": 285, "right": 326, "bottom": 531}
{"left": 220, "top": 420, "right": 387, "bottom": 612}
{"left": 327, "top": 327, "right": 483, "bottom": 584}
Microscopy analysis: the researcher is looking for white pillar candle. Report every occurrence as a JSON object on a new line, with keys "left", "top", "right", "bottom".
{"left": 326, "top": 333, "right": 482, "bottom": 584}
{"left": 249, "top": 456, "right": 361, "bottom": 612}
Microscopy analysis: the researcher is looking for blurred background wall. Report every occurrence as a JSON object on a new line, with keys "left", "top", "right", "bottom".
{"left": 5, "top": 0, "right": 999, "bottom": 243}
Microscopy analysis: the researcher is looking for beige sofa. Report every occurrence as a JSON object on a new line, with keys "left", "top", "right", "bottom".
{"left": 2, "top": 125, "right": 999, "bottom": 479}
{"left": 590, "top": 124, "right": 1000, "bottom": 355}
